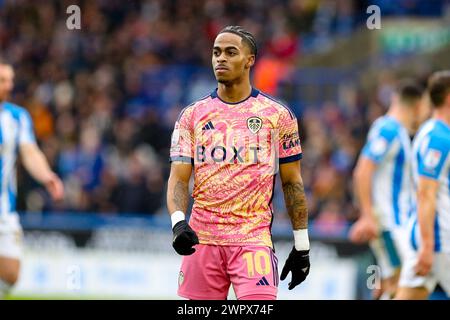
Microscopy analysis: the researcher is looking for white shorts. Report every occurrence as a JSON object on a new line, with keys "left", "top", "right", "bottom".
{"left": 369, "top": 226, "right": 409, "bottom": 279}
{"left": 0, "top": 213, "right": 23, "bottom": 259}
{"left": 399, "top": 248, "right": 450, "bottom": 295}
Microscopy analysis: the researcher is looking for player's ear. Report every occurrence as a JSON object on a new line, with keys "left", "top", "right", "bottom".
{"left": 445, "top": 91, "right": 450, "bottom": 107}
{"left": 246, "top": 55, "right": 255, "bottom": 69}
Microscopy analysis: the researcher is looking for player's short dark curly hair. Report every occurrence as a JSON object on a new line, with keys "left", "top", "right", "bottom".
{"left": 428, "top": 70, "right": 450, "bottom": 108}
{"left": 0, "top": 57, "right": 12, "bottom": 67}
{"left": 395, "top": 78, "right": 426, "bottom": 105}
{"left": 218, "top": 26, "right": 257, "bottom": 56}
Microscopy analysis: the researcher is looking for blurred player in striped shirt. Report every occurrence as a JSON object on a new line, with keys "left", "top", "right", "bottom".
{"left": 167, "top": 26, "right": 310, "bottom": 300}
{"left": 396, "top": 71, "right": 450, "bottom": 299}
{"left": 0, "top": 61, "right": 64, "bottom": 299}
{"left": 350, "top": 79, "right": 428, "bottom": 299}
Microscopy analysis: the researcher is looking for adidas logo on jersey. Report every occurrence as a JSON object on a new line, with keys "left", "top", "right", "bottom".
{"left": 201, "top": 121, "right": 215, "bottom": 130}
{"left": 256, "top": 276, "right": 270, "bottom": 286}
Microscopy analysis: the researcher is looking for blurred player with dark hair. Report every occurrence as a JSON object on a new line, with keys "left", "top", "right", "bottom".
{"left": 396, "top": 71, "right": 450, "bottom": 300}
{"left": 167, "top": 26, "right": 310, "bottom": 300}
{"left": 0, "top": 61, "right": 64, "bottom": 299}
{"left": 349, "top": 79, "right": 428, "bottom": 299}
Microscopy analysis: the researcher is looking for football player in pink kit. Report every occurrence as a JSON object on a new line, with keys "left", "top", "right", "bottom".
{"left": 167, "top": 26, "right": 310, "bottom": 300}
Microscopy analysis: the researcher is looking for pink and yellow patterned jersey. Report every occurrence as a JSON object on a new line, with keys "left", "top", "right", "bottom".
{"left": 170, "top": 88, "right": 302, "bottom": 248}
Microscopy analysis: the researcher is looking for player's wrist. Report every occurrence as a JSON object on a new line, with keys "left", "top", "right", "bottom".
{"left": 293, "top": 229, "right": 310, "bottom": 251}
{"left": 420, "top": 240, "right": 434, "bottom": 251}
{"left": 171, "top": 211, "right": 186, "bottom": 229}
{"left": 361, "top": 208, "right": 375, "bottom": 219}
{"left": 42, "top": 171, "right": 55, "bottom": 184}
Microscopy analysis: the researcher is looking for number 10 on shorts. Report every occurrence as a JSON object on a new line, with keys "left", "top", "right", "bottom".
{"left": 242, "top": 250, "right": 271, "bottom": 277}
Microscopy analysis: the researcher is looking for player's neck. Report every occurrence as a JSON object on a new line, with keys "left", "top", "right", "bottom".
{"left": 217, "top": 81, "right": 252, "bottom": 103}
{"left": 433, "top": 108, "right": 450, "bottom": 127}
{"left": 387, "top": 107, "right": 413, "bottom": 132}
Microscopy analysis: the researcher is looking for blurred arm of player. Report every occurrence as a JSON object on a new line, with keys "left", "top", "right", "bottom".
{"left": 19, "top": 143, "right": 64, "bottom": 201}
{"left": 166, "top": 162, "right": 199, "bottom": 255}
{"left": 349, "top": 156, "right": 379, "bottom": 243}
{"left": 414, "top": 176, "right": 438, "bottom": 276}
{"left": 279, "top": 160, "right": 310, "bottom": 290}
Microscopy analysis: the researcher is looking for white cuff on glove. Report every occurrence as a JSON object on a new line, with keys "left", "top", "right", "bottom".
{"left": 293, "top": 229, "right": 310, "bottom": 251}
{"left": 171, "top": 211, "right": 186, "bottom": 228}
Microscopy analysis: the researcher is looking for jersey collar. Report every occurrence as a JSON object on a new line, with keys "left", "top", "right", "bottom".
{"left": 210, "top": 87, "right": 259, "bottom": 104}
{"left": 434, "top": 118, "right": 450, "bottom": 132}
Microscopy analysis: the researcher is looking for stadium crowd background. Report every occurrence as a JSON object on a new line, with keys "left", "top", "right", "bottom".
{"left": 1, "top": 0, "right": 448, "bottom": 232}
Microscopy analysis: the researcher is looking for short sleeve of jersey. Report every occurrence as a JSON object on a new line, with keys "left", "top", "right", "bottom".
{"left": 278, "top": 107, "right": 302, "bottom": 164}
{"left": 418, "top": 134, "right": 450, "bottom": 180}
{"left": 361, "top": 125, "right": 397, "bottom": 164}
{"left": 169, "top": 106, "right": 194, "bottom": 163}
{"left": 18, "top": 109, "right": 36, "bottom": 145}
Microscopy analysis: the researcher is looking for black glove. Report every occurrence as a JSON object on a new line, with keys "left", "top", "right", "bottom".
{"left": 280, "top": 247, "right": 310, "bottom": 290}
{"left": 172, "top": 220, "right": 199, "bottom": 255}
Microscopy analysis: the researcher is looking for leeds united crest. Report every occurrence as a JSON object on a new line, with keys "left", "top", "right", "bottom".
{"left": 247, "top": 116, "right": 262, "bottom": 134}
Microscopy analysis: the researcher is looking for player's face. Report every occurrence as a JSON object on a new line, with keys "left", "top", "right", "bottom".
{"left": 212, "top": 33, "right": 254, "bottom": 84}
{"left": 0, "top": 65, "right": 14, "bottom": 102}
{"left": 410, "top": 95, "right": 431, "bottom": 133}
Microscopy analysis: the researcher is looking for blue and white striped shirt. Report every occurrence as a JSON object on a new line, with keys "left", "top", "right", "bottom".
{"left": 410, "top": 119, "right": 450, "bottom": 253}
{"left": 0, "top": 101, "right": 36, "bottom": 217}
{"left": 361, "top": 115, "right": 412, "bottom": 230}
